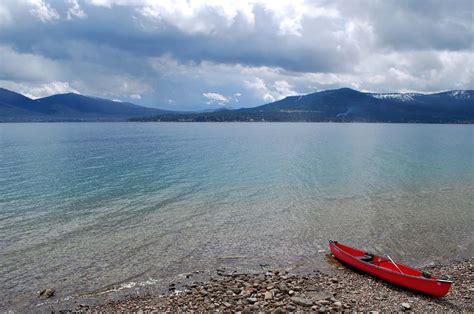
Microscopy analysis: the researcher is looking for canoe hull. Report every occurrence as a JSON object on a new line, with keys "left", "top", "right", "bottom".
{"left": 329, "top": 241, "right": 452, "bottom": 297}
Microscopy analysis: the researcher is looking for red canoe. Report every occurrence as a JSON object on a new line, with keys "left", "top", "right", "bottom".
{"left": 328, "top": 240, "right": 452, "bottom": 297}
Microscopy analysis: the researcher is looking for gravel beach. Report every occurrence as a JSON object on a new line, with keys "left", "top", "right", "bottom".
{"left": 86, "top": 257, "right": 473, "bottom": 312}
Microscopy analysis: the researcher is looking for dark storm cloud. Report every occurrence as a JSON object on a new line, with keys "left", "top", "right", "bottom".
{"left": 0, "top": 2, "right": 353, "bottom": 73}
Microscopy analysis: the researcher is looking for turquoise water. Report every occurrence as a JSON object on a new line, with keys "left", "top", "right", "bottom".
{"left": 0, "top": 122, "right": 473, "bottom": 310}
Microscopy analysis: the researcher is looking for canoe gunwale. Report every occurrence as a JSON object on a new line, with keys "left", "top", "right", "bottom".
{"left": 328, "top": 240, "right": 453, "bottom": 284}
{"left": 437, "top": 279, "right": 454, "bottom": 283}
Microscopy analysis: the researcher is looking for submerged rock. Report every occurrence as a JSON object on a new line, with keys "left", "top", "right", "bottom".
{"left": 38, "top": 288, "right": 55, "bottom": 298}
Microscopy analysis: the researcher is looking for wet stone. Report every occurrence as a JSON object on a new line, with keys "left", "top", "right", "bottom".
{"left": 38, "top": 288, "right": 55, "bottom": 299}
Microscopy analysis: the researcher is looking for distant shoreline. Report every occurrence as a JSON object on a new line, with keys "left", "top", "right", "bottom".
{"left": 1, "top": 120, "right": 474, "bottom": 124}
{"left": 2, "top": 87, "right": 473, "bottom": 124}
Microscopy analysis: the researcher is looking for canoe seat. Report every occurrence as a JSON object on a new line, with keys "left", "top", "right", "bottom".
{"left": 357, "top": 253, "right": 374, "bottom": 263}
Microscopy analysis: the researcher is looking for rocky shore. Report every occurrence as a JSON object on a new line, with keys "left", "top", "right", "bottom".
{"left": 86, "top": 257, "right": 473, "bottom": 313}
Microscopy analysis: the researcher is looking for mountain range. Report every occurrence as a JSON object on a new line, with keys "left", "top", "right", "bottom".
{"left": 134, "top": 88, "right": 474, "bottom": 123}
{"left": 0, "top": 88, "right": 171, "bottom": 122}
{"left": 1, "top": 87, "right": 473, "bottom": 123}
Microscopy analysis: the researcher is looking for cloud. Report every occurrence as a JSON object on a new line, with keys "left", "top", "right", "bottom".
{"left": 0, "top": 81, "right": 79, "bottom": 99}
{"left": 0, "top": 45, "right": 62, "bottom": 82}
{"left": 364, "top": 1, "right": 472, "bottom": 51}
{"left": 137, "top": 0, "right": 255, "bottom": 34}
{"left": 27, "top": 0, "right": 60, "bottom": 22}
{"left": 203, "top": 92, "right": 229, "bottom": 105}
{"left": 0, "top": 0, "right": 472, "bottom": 110}
{"left": 245, "top": 77, "right": 277, "bottom": 102}
{"left": 67, "top": 0, "right": 87, "bottom": 20}
{"left": 0, "top": 3, "right": 12, "bottom": 27}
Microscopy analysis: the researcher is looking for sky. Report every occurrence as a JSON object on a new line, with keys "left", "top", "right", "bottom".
{"left": 0, "top": 0, "right": 472, "bottom": 110}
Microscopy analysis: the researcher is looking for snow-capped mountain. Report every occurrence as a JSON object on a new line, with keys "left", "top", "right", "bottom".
{"left": 369, "top": 93, "right": 420, "bottom": 102}
{"left": 446, "top": 90, "right": 473, "bottom": 100}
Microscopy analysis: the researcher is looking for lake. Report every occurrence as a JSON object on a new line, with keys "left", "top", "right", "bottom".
{"left": 0, "top": 122, "right": 473, "bottom": 310}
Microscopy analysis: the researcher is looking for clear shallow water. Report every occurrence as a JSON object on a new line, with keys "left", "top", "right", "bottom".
{"left": 0, "top": 122, "right": 473, "bottom": 310}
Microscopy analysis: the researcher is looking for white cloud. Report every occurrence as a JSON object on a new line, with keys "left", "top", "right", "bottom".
{"left": 0, "top": 81, "right": 79, "bottom": 99}
{"left": 85, "top": 0, "right": 144, "bottom": 7}
{"left": 261, "top": 0, "right": 339, "bottom": 36}
{"left": 203, "top": 92, "right": 229, "bottom": 105}
{"left": 83, "top": 0, "right": 338, "bottom": 36}
{"left": 0, "top": 3, "right": 12, "bottom": 27}
{"left": 67, "top": 0, "right": 87, "bottom": 20}
{"left": 129, "top": 93, "right": 141, "bottom": 99}
{"left": 137, "top": 0, "right": 255, "bottom": 34}
{"left": 274, "top": 80, "right": 297, "bottom": 96}
{"left": 245, "top": 77, "right": 277, "bottom": 102}
{"left": 27, "top": 0, "right": 60, "bottom": 22}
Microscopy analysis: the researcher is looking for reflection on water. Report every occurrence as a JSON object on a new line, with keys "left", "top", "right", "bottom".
{"left": 0, "top": 122, "right": 473, "bottom": 310}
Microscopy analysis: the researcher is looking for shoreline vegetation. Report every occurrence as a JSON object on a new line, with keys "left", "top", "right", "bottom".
{"left": 129, "top": 114, "right": 474, "bottom": 124}
{"left": 2, "top": 119, "right": 474, "bottom": 124}
{"left": 68, "top": 257, "right": 473, "bottom": 312}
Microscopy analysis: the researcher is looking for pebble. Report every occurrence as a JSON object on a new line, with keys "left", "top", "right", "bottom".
{"left": 286, "top": 304, "right": 296, "bottom": 311}
{"left": 249, "top": 304, "right": 259, "bottom": 311}
{"left": 277, "top": 282, "right": 289, "bottom": 293}
{"left": 247, "top": 297, "right": 257, "bottom": 304}
{"left": 401, "top": 302, "right": 411, "bottom": 310}
{"left": 264, "top": 291, "right": 273, "bottom": 300}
